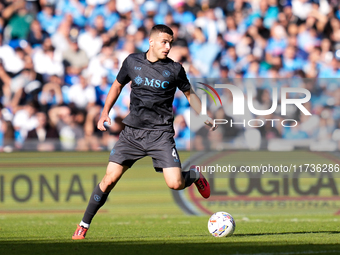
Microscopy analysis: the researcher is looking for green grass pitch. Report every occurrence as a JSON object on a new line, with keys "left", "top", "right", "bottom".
{"left": 0, "top": 151, "right": 340, "bottom": 255}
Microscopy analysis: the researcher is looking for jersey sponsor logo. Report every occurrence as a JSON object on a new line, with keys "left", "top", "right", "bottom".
{"left": 134, "top": 75, "right": 170, "bottom": 89}
{"left": 134, "top": 66, "right": 141, "bottom": 70}
{"left": 134, "top": 75, "right": 143, "bottom": 85}
{"left": 162, "top": 70, "right": 171, "bottom": 77}
{"left": 144, "top": 77, "right": 169, "bottom": 89}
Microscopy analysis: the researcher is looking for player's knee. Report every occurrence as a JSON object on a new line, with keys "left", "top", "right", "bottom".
{"left": 105, "top": 174, "right": 117, "bottom": 185}
{"left": 167, "top": 180, "right": 184, "bottom": 190}
{"left": 106, "top": 163, "right": 126, "bottom": 180}
{"left": 102, "top": 170, "right": 123, "bottom": 186}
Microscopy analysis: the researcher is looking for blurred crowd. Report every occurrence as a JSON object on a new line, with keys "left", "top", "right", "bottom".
{"left": 0, "top": 0, "right": 340, "bottom": 152}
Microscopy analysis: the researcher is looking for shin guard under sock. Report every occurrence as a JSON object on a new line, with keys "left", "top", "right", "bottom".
{"left": 81, "top": 184, "right": 109, "bottom": 226}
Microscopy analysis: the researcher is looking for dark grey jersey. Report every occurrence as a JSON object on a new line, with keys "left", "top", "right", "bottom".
{"left": 116, "top": 52, "right": 191, "bottom": 131}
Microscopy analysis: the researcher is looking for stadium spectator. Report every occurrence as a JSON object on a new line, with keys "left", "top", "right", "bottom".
{"left": 134, "top": 26, "right": 150, "bottom": 53}
{"left": 36, "top": 1, "right": 63, "bottom": 35}
{"left": 252, "top": 0, "right": 279, "bottom": 29}
{"left": 51, "top": 19, "right": 73, "bottom": 53}
{"left": 62, "top": 35, "right": 89, "bottom": 82}
{"left": 247, "top": 23, "right": 266, "bottom": 60}
{"left": 32, "top": 37, "right": 64, "bottom": 77}
{"left": 319, "top": 38, "right": 333, "bottom": 65}
{"left": 174, "top": 113, "right": 190, "bottom": 150}
{"left": 9, "top": 55, "right": 44, "bottom": 111}
{"left": 168, "top": 23, "right": 189, "bottom": 62}
{"left": 88, "top": 0, "right": 119, "bottom": 31}
{"left": 282, "top": 45, "right": 305, "bottom": 74}
{"left": 39, "top": 74, "right": 64, "bottom": 111}
{"left": 99, "top": 115, "right": 125, "bottom": 150}
{"left": 0, "top": 103, "right": 6, "bottom": 151}
{"left": 0, "top": 58, "right": 11, "bottom": 107}
{"left": 300, "top": 102, "right": 320, "bottom": 138}
{"left": 224, "top": 0, "right": 252, "bottom": 15}
{"left": 258, "top": 114, "right": 281, "bottom": 140}
{"left": 185, "top": 0, "right": 201, "bottom": 17}
{"left": 55, "top": 0, "right": 87, "bottom": 29}
{"left": 244, "top": 60, "right": 260, "bottom": 78}
{"left": 48, "top": 105, "right": 86, "bottom": 151}
{"left": 115, "top": 38, "right": 136, "bottom": 66}
{"left": 86, "top": 0, "right": 109, "bottom": 9}
{"left": 198, "top": 8, "right": 225, "bottom": 44}
{"left": 78, "top": 24, "right": 103, "bottom": 58}
{"left": 141, "top": 0, "right": 172, "bottom": 25}
{"left": 92, "top": 14, "right": 107, "bottom": 35}
{"left": 27, "top": 19, "right": 50, "bottom": 49}
{"left": 95, "top": 74, "right": 110, "bottom": 107}
{"left": 219, "top": 46, "right": 238, "bottom": 72}
{"left": 223, "top": 16, "right": 242, "bottom": 46}
{"left": 292, "top": 0, "right": 313, "bottom": 21}
{"left": 319, "top": 57, "right": 340, "bottom": 78}
{"left": 253, "top": 17, "right": 270, "bottom": 41}
{"left": 2, "top": 0, "right": 33, "bottom": 41}
{"left": 87, "top": 43, "right": 115, "bottom": 86}
{"left": 219, "top": 108, "right": 240, "bottom": 138}
{"left": 67, "top": 70, "right": 96, "bottom": 111}
{"left": 12, "top": 100, "right": 39, "bottom": 148}
{"left": 297, "top": 24, "right": 320, "bottom": 54}
{"left": 24, "top": 111, "right": 59, "bottom": 151}
{"left": 265, "top": 23, "right": 287, "bottom": 61}
{"left": 171, "top": 0, "right": 195, "bottom": 25}
{"left": 0, "top": 33, "right": 24, "bottom": 74}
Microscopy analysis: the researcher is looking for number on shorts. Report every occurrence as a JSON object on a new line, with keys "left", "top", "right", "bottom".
{"left": 172, "top": 148, "right": 178, "bottom": 159}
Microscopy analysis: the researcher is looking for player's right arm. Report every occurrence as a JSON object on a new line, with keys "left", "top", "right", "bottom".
{"left": 97, "top": 79, "right": 125, "bottom": 131}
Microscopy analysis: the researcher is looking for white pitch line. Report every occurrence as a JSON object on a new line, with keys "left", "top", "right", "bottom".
{"left": 222, "top": 250, "right": 340, "bottom": 255}
{"left": 238, "top": 219, "right": 339, "bottom": 223}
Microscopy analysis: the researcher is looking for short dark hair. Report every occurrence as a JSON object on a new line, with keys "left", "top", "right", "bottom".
{"left": 150, "top": 24, "right": 173, "bottom": 37}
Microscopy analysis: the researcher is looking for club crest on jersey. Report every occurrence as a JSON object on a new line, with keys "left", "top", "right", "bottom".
{"left": 134, "top": 75, "right": 143, "bottom": 85}
{"left": 162, "top": 70, "right": 171, "bottom": 77}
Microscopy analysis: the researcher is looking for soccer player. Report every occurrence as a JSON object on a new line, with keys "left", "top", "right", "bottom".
{"left": 72, "top": 24, "right": 216, "bottom": 239}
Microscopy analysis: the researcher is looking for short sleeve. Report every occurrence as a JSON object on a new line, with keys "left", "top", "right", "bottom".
{"left": 177, "top": 65, "right": 191, "bottom": 92}
{"left": 116, "top": 57, "right": 131, "bottom": 85}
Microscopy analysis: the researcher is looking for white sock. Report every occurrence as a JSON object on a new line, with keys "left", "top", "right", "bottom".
{"left": 80, "top": 221, "right": 90, "bottom": 229}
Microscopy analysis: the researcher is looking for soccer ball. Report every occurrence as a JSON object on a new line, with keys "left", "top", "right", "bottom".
{"left": 208, "top": 211, "right": 236, "bottom": 237}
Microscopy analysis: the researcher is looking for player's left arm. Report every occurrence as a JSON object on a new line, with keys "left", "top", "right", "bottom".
{"left": 183, "top": 86, "right": 217, "bottom": 131}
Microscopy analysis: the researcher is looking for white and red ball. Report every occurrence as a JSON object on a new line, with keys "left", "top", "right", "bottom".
{"left": 208, "top": 211, "right": 236, "bottom": 237}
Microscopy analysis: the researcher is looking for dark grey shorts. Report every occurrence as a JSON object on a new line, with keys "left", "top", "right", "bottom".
{"left": 109, "top": 126, "right": 181, "bottom": 171}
